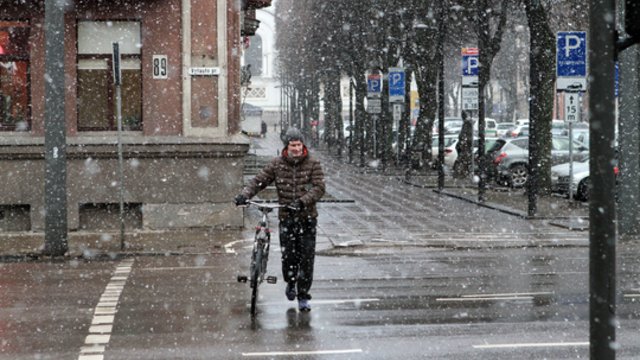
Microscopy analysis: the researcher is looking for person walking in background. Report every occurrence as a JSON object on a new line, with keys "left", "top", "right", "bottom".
{"left": 235, "top": 127, "right": 325, "bottom": 312}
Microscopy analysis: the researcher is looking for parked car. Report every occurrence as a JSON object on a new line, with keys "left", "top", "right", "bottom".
{"left": 496, "top": 122, "right": 516, "bottom": 137}
{"left": 443, "top": 136, "right": 499, "bottom": 169}
{"left": 515, "top": 118, "right": 530, "bottom": 127}
{"left": 431, "top": 135, "right": 458, "bottom": 165}
{"left": 508, "top": 125, "right": 529, "bottom": 138}
{"left": 551, "top": 158, "right": 619, "bottom": 201}
{"left": 472, "top": 118, "right": 498, "bottom": 137}
{"left": 551, "top": 119, "right": 566, "bottom": 136}
{"left": 561, "top": 126, "right": 589, "bottom": 147}
{"left": 489, "top": 136, "right": 589, "bottom": 187}
{"left": 443, "top": 118, "right": 463, "bottom": 134}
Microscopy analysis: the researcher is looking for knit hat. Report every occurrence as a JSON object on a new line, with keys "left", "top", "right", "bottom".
{"left": 283, "top": 127, "right": 305, "bottom": 145}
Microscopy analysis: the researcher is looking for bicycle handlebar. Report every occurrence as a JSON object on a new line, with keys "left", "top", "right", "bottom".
{"left": 241, "top": 200, "right": 299, "bottom": 211}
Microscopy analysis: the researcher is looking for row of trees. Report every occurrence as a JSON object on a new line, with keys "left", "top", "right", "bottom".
{"left": 274, "top": 0, "right": 586, "bottom": 192}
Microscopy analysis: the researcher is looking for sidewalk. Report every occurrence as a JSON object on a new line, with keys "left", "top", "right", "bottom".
{"left": 317, "top": 142, "right": 589, "bottom": 230}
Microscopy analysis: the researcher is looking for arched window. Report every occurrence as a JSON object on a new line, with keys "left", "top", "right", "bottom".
{"left": 244, "top": 35, "right": 262, "bottom": 76}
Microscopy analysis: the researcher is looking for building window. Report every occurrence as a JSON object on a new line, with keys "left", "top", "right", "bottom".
{"left": 0, "top": 21, "right": 30, "bottom": 132}
{"left": 244, "top": 34, "right": 262, "bottom": 76}
{"left": 77, "top": 21, "right": 141, "bottom": 131}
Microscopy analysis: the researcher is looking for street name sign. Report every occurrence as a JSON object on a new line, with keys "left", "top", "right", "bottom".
{"left": 367, "top": 74, "right": 382, "bottom": 98}
{"left": 556, "top": 31, "right": 587, "bottom": 91}
{"left": 388, "top": 67, "right": 406, "bottom": 102}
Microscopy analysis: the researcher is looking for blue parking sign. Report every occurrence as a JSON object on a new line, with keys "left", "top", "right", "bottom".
{"left": 461, "top": 47, "right": 479, "bottom": 76}
{"left": 388, "top": 67, "right": 405, "bottom": 102}
{"left": 557, "top": 31, "right": 587, "bottom": 77}
{"left": 367, "top": 74, "right": 382, "bottom": 97}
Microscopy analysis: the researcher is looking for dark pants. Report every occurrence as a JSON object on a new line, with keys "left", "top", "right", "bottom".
{"left": 279, "top": 217, "right": 317, "bottom": 300}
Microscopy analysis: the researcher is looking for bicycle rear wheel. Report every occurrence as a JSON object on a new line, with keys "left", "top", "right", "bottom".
{"left": 250, "top": 244, "right": 263, "bottom": 316}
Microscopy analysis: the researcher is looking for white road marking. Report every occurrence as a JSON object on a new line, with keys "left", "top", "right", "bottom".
{"left": 242, "top": 349, "right": 363, "bottom": 357}
{"left": 437, "top": 296, "right": 533, "bottom": 302}
{"left": 437, "top": 292, "right": 552, "bottom": 302}
{"left": 473, "top": 341, "right": 588, "bottom": 349}
{"left": 261, "top": 298, "right": 379, "bottom": 306}
{"left": 78, "top": 258, "right": 134, "bottom": 360}
{"left": 462, "top": 292, "right": 553, "bottom": 298}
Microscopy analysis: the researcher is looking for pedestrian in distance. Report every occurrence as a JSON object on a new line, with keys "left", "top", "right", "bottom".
{"left": 261, "top": 121, "right": 267, "bottom": 138}
{"left": 234, "top": 127, "right": 325, "bottom": 312}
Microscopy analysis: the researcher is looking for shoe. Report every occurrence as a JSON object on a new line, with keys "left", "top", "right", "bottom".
{"left": 285, "top": 282, "right": 296, "bottom": 301}
{"left": 298, "top": 299, "right": 311, "bottom": 312}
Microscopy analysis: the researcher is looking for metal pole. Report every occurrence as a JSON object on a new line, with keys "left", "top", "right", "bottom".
{"left": 113, "top": 43, "right": 125, "bottom": 250}
{"left": 349, "top": 78, "right": 354, "bottom": 163}
{"left": 43, "top": 0, "right": 68, "bottom": 256}
{"left": 568, "top": 120, "right": 574, "bottom": 201}
{"left": 589, "top": 0, "right": 617, "bottom": 358}
{"left": 437, "top": 49, "right": 445, "bottom": 190}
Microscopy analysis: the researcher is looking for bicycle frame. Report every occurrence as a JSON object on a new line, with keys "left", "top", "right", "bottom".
{"left": 240, "top": 201, "right": 285, "bottom": 316}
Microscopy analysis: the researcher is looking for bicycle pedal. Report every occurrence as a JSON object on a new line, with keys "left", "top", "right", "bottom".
{"left": 237, "top": 275, "right": 248, "bottom": 283}
{"left": 266, "top": 276, "right": 277, "bottom": 284}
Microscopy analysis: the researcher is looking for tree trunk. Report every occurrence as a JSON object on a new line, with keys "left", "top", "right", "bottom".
{"left": 524, "top": 0, "right": 555, "bottom": 194}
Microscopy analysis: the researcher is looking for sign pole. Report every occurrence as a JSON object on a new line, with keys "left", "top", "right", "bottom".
{"left": 113, "top": 43, "right": 125, "bottom": 251}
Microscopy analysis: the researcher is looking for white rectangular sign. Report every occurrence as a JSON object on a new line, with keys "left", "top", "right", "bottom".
{"left": 462, "top": 87, "right": 478, "bottom": 110}
{"left": 366, "top": 98, "right": 382, "bottom": 114}
{"left": 564, "top": 92, "right": 581, "bottom": 122}
{"left": 188, "top": 67, "right": 220, "bottom": 76}
{"left": 152, "top": 55, "right": 168, "bottom": 79}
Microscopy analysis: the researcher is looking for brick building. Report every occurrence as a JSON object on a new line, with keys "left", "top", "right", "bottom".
{"left": 0, "top": 0, "right": 270, "bottom": 243}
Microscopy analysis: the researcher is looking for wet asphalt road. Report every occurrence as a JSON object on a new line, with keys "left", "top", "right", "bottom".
{"left": 3, "top": 244, "right": 640, "bottom": 360}
{"left": 3, "top": 134, "right": 640, "bottom": 359}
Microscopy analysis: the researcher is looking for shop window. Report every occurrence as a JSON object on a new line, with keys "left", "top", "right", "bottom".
{"left": 77, "top": 21, "right": 142, "bottom": 131}
{"left": 0, "top": 21, "right": 30, "bottom": 131}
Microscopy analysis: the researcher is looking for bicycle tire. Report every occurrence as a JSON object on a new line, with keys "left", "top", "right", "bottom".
{"left": 250, "top": 244, "right": 263, "bottom": 317}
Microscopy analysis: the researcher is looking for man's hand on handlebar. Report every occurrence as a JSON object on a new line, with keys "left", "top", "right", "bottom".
{"left": 234, "top": 194, "right": 248, "bottom": 206}
{"left": 289, "top": 199, "right": 303, "bottom": 211}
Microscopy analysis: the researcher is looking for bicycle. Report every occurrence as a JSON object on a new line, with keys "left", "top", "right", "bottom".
{"left": 237, "top": 200, "right": 291, "bottom": 316}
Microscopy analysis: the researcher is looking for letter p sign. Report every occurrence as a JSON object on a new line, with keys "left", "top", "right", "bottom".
{"left": 564, "top": 35, "right": 581, "bottom": 57}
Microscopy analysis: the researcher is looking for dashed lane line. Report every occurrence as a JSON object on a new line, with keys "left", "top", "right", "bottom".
{"left": 242, "top": 349, "right": 364, "bottom": 357}
{"left": 473, "top": 341, "right": 588, "bottom": 349}
{"left": 78, "top": 258, "right": 134, "bottom": 360}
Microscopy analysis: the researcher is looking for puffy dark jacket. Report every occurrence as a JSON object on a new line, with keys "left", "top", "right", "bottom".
{"left": 241, "top": 145, "right": 325, "bottom": 220}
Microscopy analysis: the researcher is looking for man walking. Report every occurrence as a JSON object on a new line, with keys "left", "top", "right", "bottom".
{"left": 235, "top": 127, "right": 325, "bottom": 312}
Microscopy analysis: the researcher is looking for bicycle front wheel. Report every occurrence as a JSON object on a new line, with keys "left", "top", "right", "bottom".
{"left": 250, "top": 244, "right": 263, "bottom": 317}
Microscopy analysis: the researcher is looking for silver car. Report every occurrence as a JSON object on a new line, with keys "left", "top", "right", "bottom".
{"left": 489, "top": 137, "right": 589, "bottom": 187}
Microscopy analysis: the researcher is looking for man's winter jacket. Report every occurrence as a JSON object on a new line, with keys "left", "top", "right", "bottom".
{"left": 241, "top": 146, "right": 325, "bottom": 220}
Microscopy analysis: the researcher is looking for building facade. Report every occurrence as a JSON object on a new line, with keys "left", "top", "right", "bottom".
{"left": 0, "top": 0, "right": 268, "bottom": 244}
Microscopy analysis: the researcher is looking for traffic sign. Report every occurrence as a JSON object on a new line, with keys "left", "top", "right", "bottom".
{"left": 462, "top": 47, "right": 479, "bottom": 77}
{"left": 367, "top": 74, "right": 382, "bottom": 98}
{"left": 556, "top": 31, "right": 587, "bottom": 91}
{"left": 462, "top": 87, "right": 478, "bottom": 110}
{"left": 367, "top": 98, "right": 382, "bottom": 114}
{"left": 564, "top": 92, "right": 580, "bottom": 122}
{"left": 388, "top": 67, "right": 405, "bottom": 102}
